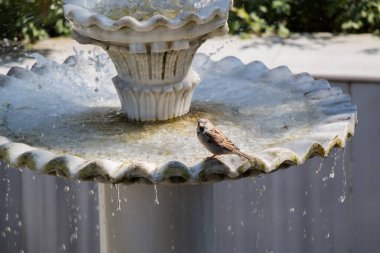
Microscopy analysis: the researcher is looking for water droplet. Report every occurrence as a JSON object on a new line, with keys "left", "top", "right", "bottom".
{"left": 64, "top": 186, "right": 70, "bottom": 192}
{"left": 88, "top": 190, "right": 95, "bottom": 195}
{"left": 116, "top": 185, "right": 121, "bottom": 211}
{"left": 154, "top": 185, "right": 160, "bottom": 205}
{"left": 227, "top": 225, "right": 232, "bottom": 231}
{"left": 316, "top": 159, "right": 324, "bottom": 174}
{"left": 289, "top": 208, "right": 295, "bottom": 213}
{"left": 339, "top": 148, "right": 347, "bottom": 204}
{"left": 60, "top": 244, "right": 66, "bottom": 251}
{"left": 5, "top": 227, "right": 11, "bottom": 233}
{"left": 329, "top": 149, "right": 342, "bottom": 180}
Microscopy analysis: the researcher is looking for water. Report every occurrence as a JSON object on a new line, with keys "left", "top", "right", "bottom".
{"left": 0, "top": 51, "right": 326, "bottom": 169}
{"left": 116, "top": 185, "right": 122, "bottom": 211}
{"left": 154, "top": 185, "right": 160, "bottom": 205}
{"left": 315, "top": 158, "right": 324, "bottom": 174}
{"left": 79, "top": 0, "right": 214, "bottom": 20}
{"left": 338, "top": 148, "right": 347, "bottom": 203}
{"left": 322, "top": 149, "right": 342, "bottom": 182}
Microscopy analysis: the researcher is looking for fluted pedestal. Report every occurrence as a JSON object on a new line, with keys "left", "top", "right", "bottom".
{"left": 113, "top": 71, "right": 199, "bottom": 121}
{"left": 107, "top": 42, "right": 201, "bottom": 121}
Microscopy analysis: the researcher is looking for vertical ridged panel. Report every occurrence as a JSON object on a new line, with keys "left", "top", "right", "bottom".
{"left": 165, "top": 52, "right": 178, "bottom": 79}
{"left": 139, "top": 91, "right": 156, "bottom": 121}
{"left": 106, "top": 43, "right": 200, "bottom": 83}
{"left": 113, "top": 76, "right": 198, "bottom": 121}
{"left": 151, "top": 53, "right": 164, "bottom": 80}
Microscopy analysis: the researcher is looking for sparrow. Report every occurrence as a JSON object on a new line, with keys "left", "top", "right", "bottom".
{"left": 197, "top": 118, "right": 255, "bottom": 166}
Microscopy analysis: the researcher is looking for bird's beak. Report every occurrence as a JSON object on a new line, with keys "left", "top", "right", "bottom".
{"left": 198, "top": 122, "right": 205, "bottom": 132}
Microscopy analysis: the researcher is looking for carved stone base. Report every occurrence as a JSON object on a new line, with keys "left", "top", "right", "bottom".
{"left": 106, "top": 41, "right": 202, "bottom": 84}
{"left": 112, "top": 71, "right": 200, "bottom": 121}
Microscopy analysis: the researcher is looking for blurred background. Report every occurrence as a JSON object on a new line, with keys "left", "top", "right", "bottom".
{"left": 0, "top": 0, "right": 379, "bottom": 43}
{"left": 1, "top": 0, "right": 380, "bottom": 252}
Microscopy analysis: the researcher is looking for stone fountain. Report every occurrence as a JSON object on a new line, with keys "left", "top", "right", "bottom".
{"left": 0, "top": 0, "right": 357, "bottom": 252}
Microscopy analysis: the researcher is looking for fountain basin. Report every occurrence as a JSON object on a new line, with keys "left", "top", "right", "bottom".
{"left": 63, "top": 0, "right": 231, "bottom": 121}
{"left": 0, "top": 52, "right": 357, "bottom": 184}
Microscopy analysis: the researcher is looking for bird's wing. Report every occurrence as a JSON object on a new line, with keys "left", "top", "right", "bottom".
{"left": 205, "top": 127, "right": 240, "bottom": 152}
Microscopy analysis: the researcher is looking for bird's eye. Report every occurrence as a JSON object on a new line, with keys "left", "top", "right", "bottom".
{"left": 199, "top": 126, "right": 205, "bottom": 132}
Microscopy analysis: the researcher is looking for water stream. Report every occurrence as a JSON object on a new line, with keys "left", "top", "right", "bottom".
{"left": 116, "top": 185, "right": 122, "bottom": 211}
{"left": 154, "top": 185, "right": 160, "bottom": 205}
{"left": 338, "top": 148, "right": 347, "bottom": 203}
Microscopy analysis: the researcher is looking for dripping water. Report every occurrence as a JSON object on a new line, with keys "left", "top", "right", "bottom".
{"left": 116, "top": 185, "right": 122, "bottom": 211}
{"left": 338, "top": 148, "right": 347, "bottom": 203}
{"left": 315, "top": 158, "right": 324, "bottom": 174}
{"left": 154, "top": 185, "right": 160, "bottom": 205}
{"left": 122, "top": 186, "right": 127, "bottom": 205}
{"left": 322, "top": 149, "right": 342, "bottom": 182}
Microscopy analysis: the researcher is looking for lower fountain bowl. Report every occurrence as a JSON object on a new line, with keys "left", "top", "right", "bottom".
{"left": 113, "top": 70, "right": 200, "bottom": 121}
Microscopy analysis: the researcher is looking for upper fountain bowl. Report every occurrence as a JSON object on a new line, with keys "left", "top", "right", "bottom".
{"left": 63, "top": 0, "right": 232, "bottom": 121}
{"left": 63, "top": 0, "right": 231, "bottom": 48}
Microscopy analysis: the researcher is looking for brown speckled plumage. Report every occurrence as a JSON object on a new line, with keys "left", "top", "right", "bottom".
{"left": 197, "top": 118, "right": 255, "bottom": 165}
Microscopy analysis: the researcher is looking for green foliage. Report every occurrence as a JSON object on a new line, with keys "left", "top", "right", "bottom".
{"left": 230, "top": 0, "right": 380, "bottom": 37}
{"left": 0, "top": 0, "right": 70, "bottom": 43}
{"left": 0, "top": 0, "right": 379, "bottom": 43}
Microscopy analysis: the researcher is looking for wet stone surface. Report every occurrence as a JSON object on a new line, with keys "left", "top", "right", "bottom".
{"left": 0, "top": 51, "right": 356, "bottom": 183}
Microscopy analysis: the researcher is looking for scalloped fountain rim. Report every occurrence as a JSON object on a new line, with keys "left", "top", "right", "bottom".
{"left": 63, "top": 0, "right": 231, "bottom": 32}
{"left": 0, "top": 55, "right": 357, "bottom": 185}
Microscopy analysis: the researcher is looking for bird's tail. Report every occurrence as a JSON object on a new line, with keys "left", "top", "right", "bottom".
{"left": 236, "top": 151, "right": 256, "bottom": 168}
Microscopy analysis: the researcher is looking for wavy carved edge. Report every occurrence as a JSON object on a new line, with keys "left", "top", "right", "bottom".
{"left": 63, "top": 1, "right": 232, "bottom": 32}
{"left": 0, "top": 55, "right": 357, "bottom": 185}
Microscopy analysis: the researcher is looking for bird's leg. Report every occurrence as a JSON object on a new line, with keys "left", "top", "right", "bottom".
{"left": 205, "top": 154, "right": 219, "bottom": 161}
